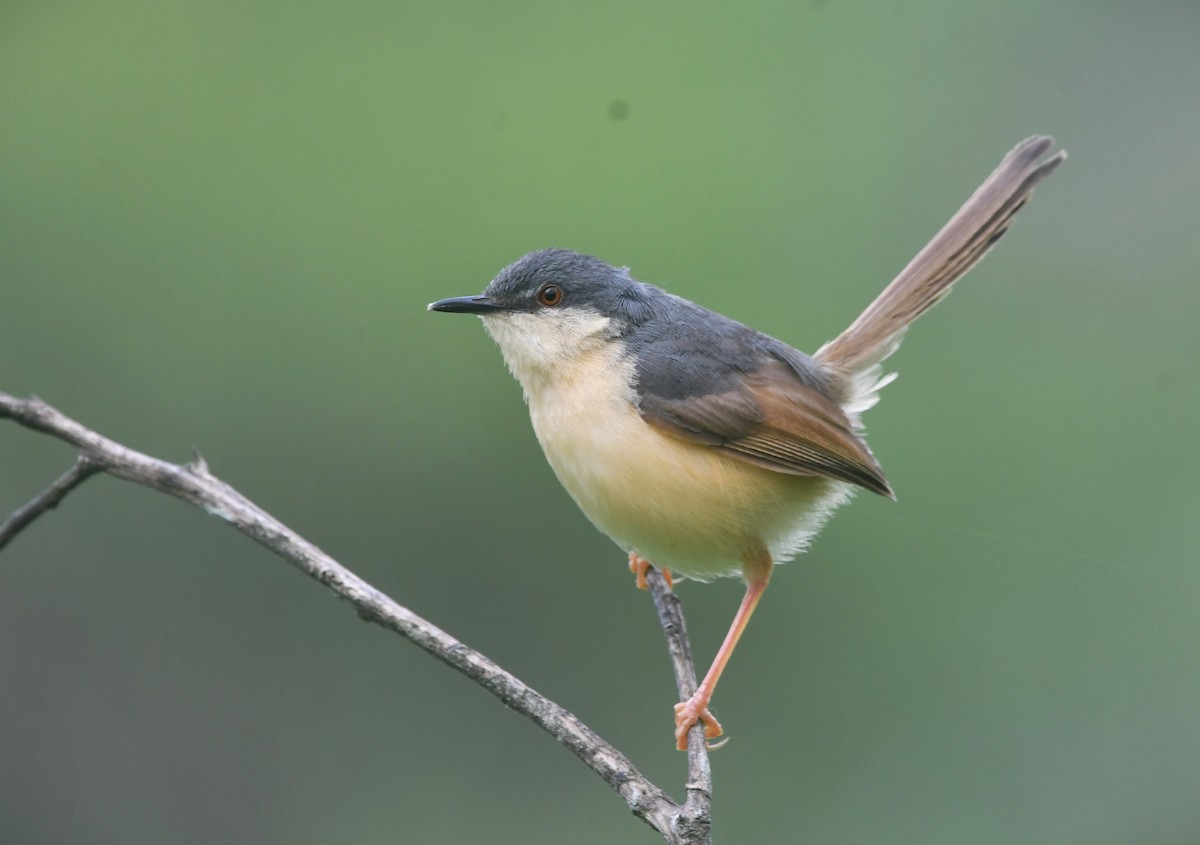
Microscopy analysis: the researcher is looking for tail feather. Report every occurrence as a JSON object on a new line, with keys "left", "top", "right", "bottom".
{"left": 816, "top": 136, "right": 1065, "bottom": 416}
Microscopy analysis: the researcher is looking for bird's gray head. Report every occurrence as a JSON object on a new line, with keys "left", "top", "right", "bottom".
{"left": 429, "top": 248, "right": 660, "bottom": 388}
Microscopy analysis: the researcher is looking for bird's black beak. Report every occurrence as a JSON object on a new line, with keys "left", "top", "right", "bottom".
{"left": 427, "top": 295, "right": 503, "bottom": 314}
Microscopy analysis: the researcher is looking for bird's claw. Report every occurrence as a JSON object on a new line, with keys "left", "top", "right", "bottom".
{"left": 673, "top": 695, "right": 723, "bottom": 751}
{"left": 629, "top": 553, "right": 673, "bottom": 591}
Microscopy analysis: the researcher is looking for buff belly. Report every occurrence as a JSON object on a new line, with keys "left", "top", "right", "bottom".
{"left": 526, "top": 349, "right": 854, "bottom": 581}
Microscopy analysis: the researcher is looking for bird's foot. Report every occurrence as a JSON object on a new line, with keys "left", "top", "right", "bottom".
{"left": 628, "top": 553, "right": 673, "bottom": 591}
{"left": 673, "top": 694, "right": 724, "bottom": 751}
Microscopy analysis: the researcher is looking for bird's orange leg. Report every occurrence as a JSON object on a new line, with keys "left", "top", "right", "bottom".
{"left": 629, "top": 552, "right": 673, "bottom": 591}
{"left": 673, "top": 547, "right": 772, "bottom": 750}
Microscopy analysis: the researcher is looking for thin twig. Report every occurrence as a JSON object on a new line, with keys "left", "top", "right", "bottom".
{"left": 0, "top": 453, "right": 101, "bottom": 550}
{"left": 646, "top": 569, "right": 713, "bottom": 844}
{"left": 0, "top": 391, "right": 707, "bottom": 843}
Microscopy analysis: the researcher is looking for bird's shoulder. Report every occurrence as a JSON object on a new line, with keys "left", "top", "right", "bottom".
{"left": 626, "top": 298, "right": 826, "bottom": 404}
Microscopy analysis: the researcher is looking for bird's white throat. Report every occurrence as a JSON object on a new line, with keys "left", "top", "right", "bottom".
{"left": 481, "top": 308, "right": 617, "bottom": 395}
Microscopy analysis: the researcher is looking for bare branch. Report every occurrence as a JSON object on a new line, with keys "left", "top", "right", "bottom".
{"left": 646, "top": 568, "right": 713, "bottom": 843}
{"left": 0, "top": 454, "right": 101, "bottom": 550}
{"left": 0, "top": 391, "right": 708, "bottom": 842}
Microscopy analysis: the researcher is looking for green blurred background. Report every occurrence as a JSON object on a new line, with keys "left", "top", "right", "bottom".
{"left": 3, "top": 2, "right": 1198, "bottom": 843}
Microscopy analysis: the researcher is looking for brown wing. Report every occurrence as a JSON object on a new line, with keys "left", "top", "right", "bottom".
{"left": 638, "top": 357, "right": 893, "bottom": 497}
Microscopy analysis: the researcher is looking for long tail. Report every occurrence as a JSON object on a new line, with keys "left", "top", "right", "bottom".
{"left": 816, "top": 136, "right": 1065, "bottom": 416}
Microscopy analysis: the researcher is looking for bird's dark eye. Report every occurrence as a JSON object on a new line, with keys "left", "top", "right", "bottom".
{"left": 536, "top": 284, "right": 563, "bottom": 307}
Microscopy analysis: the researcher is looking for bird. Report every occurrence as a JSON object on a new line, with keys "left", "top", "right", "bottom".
{"left": 429, "top": 136, "right": 1065, "bottom": 750}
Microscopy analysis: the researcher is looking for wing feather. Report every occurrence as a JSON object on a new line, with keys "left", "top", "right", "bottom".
{"left": 638, "top": 356, "right": 893, "bottom": 497}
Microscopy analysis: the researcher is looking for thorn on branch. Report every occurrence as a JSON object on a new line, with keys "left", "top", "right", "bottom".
{"left": 187, "top": 449, "right": 211, "bottom": 476}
